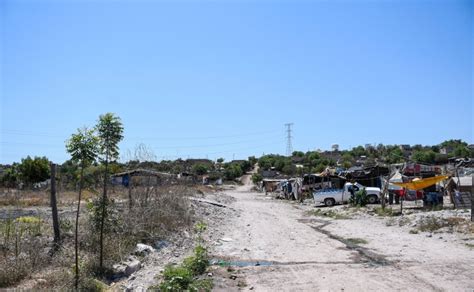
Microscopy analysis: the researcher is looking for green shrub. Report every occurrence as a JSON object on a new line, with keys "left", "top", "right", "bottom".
{"left": 251, "top": 173, "right": 263, "bottom": 184}
{"left": 160, "top": 265, "right": 193, "bottom": 291}
{"left": 183, "top": 245, "right": 209, "bottom": 276}
{"left": 189, "top": 279, "right": 213, "bottom": 291}
{"left": 158, "top": 222, "right": 210, "bottom": 291}
{"left": 192, "top": 164, "right": 209, "bottom": 175}
{"left": 350, "top": 188, "right": 368, "bottom": 207}
{"left": 224, "top": 164, "right": 243, "bottom": 180}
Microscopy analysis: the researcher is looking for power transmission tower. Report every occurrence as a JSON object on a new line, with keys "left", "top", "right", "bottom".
{"left": 285, "top": 123, "right": 293, "bottom": 156}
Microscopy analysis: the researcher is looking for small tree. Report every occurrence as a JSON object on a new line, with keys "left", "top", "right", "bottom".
{"left": 251, "top": 173, "right": 263, "bottom": 184}
{"left": 66, "top": 127, "right": 99, "bottom": 288}
{"left": 17, "top": 156, "right": 50, "bottom": 185}
{"left": 192, "top": 164, "right": 208, "bottom": 175}
{"left": 224, "top": 164, "right": 243, "bottom": 180}
{"left": 96, "top": 113, "right": 124, "bottom": 271}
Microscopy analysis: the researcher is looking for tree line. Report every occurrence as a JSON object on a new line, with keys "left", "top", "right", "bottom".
{"left": 257, "top": 139, "right": 473, "bottom": 176}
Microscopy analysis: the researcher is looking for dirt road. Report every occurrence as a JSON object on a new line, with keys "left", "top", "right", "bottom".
{"left": 211, "top": 177, "right": 474, "bottom": 291}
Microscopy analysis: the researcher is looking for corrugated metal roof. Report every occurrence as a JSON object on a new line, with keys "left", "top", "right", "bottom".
{"left": 451, "top": 176, "right": 473, "bottom": 187}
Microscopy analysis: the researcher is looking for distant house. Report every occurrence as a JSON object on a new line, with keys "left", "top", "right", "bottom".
{"left": 261, "top": 170, "right": 279, "bottom": 178}
{"left": 364, "top": 144, "right": 374, "bottom": 150}
{"left": 112, "top": 169, "right": 176, "bottom": 187}
{"left": 440, "top": 146, "right": 453, "bottom": 155}
{"left": 399, "top": 144, "right": 411, "bottom": 151}
{"left": 291, "top": 156, "right": 304, "bottom": 163}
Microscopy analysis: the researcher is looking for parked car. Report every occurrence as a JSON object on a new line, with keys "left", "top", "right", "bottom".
{"left": 313, "top": 182, "right": 381, "bottom": 207}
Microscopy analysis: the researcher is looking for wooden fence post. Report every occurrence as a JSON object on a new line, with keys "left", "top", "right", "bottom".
{"left": 471, "top": 190, "right": 473, "bottom": 222}
{"left": 50, "top": 163, "right": 61, "bottom": 246}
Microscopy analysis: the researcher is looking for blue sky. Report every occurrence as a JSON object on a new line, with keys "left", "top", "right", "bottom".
{"left": 1, "top": 0, "right": 472, "bottom": 164}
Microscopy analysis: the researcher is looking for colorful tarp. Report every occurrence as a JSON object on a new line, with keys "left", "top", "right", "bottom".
{"left": 391, "top": 175, "right": 450, "bottom": 190}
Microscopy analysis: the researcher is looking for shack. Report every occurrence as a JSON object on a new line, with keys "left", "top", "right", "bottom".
{"left": 341, "top": 165, "right": 389, "bottom": 188}
{"left": 262, "top": 178, "right": 286, "bottom": 194}
{"left": 302, "top": 173, "right": 346, "bottom": 192}
{"left": 112, "top": 169, "right": 176, "bottom": 187}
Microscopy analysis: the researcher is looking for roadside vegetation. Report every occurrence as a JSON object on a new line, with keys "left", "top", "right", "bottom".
{"left": 0, "top": 113, "right": 198, "bottom": 289}
{"left": 305, "top": 209, "right": 351, "bottom": 220}
{"left": 153, "top": 222, "right": 212, "bottom": 292}
{"left": 345, "top": 237, "right": 369, "bottom": 245}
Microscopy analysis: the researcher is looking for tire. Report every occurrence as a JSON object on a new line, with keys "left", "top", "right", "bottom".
{"left": 368, "top": 195, "right": 378, "bottom": 204}
{"left": 324, "top": 198, "right": 336, "bottom": 207}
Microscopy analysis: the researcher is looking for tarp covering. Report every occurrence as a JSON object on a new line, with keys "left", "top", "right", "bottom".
{"left": 392, "top": 175, "right": 450, "bottom": 190}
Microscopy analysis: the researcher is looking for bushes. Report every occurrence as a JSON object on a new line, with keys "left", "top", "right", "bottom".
{"left": 192, "top": 164, "right": 209, "bottom": 175}
{"left": 251, "top": 173, "right": 263, "bottom": 184}
{"left": 157, "top": 222, "right": 211, "bottom": 291}
{"left": 350, "top": 188, "right": 368, "bottom": 207}
{"left": 224, "top": 164, "right": 243, "bottom": 180}
{"left": 160, "top": 265, "right": 194, "bottom": 291}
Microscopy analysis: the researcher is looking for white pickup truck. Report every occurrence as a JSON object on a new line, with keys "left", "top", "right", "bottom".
{"left": 313, "top": 182, "right": 381, "bottom": 207}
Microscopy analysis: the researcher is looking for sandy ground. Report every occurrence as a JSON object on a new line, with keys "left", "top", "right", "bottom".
{"left": 210, "top": 178, "right": 474, "bottom": 292}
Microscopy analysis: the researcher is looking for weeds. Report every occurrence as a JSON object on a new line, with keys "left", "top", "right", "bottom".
{"left": 374, "top": 207, "right": 394, "bottom": 217}
{"left": 398, "top": 217, "right": 412, "bottom": 227}
{"left": 0, "top": 185, "right": 196, "bottom": 289}
{"left": 305, "top": 209, "right": 351, "bottom": 220}
{"left": 345, "top": 237, "right": 368, "bottom": 245}
{"left": 409, "top": 229, "right": 419, "bottom": 234}
{"left": 0, "top": 216, "right": 48, "bottom": 287}
{"left": 155, "top": 222, "right": 212, "bottom": 292}
{"left": 417, "top": 216, "right": 468, "bottom": 233}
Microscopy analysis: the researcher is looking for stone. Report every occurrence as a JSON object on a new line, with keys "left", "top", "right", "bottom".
{"left": 135, "top": 243, "right": 154, "bottom": 256}
{"left": 125, "top": 258, "right": 141, "bottom": 276}
{"left": 36, "top": 279, "right": 47, "bottom": 285}
{"left": 112, "top": 264, "right": 127, "bottom": 278}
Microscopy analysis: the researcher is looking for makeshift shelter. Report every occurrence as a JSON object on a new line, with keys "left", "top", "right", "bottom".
{"left": 446, "top": 176, "right": 473, "bottom": 209}
{"left": 262, "top": 179, "right": 285, "bottom": 194}
{"left": 112, "top": 169, "right": 176, "bottom": 187}
{"left": 391, "top": 175, "right": 450, "bottom": 190}
{"left": 302, "top": 173, "right": 345, "bottom": 192}
{"left": 342, "top": 165, "right": 389, "bottom": 188}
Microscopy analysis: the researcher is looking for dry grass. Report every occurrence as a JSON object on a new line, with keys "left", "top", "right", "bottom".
{"left": 0, "top": 187, "right": 133, "bottom": 208}
{"left": 0, "top": 184, "right": 196, "bottom": 289}
{"left": 305, "top": 209, "right": 351, "bottom": 220}
{"left": 417, "top": 216, "right": 471, "bottom": 233}
{"left": 0, "top": 217, "right": 52, "bottom": 287}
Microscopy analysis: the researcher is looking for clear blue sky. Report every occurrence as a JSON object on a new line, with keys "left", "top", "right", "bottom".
{"left": 1, "top": 0, "right": 472, "bottom": 164}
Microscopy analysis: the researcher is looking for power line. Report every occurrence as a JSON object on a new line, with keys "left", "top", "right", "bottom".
{"left": 285, "top": 123, "right": 293, "bottom": 156}
{"left": 1, "top": 128, "right": 281, "bottom": 141}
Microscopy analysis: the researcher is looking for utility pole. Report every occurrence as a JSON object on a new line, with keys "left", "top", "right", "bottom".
{"left": 285, "top": 123, "right": 294, "bottom": 156}
{"left": 50, "top": 163, "right": 60, "bottom": 248}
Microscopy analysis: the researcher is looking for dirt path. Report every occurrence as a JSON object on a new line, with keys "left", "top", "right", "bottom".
{"left": 211, "top": 179, "right": 474, "bottom": 291}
